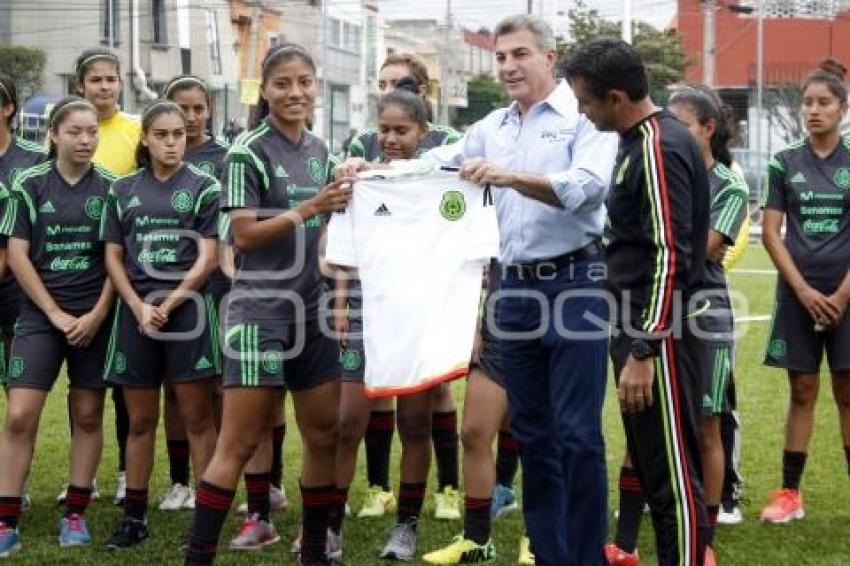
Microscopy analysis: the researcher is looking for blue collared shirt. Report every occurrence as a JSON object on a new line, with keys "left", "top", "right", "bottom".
{"left": 426, "top": 80, "right": 618, "bottom": 264}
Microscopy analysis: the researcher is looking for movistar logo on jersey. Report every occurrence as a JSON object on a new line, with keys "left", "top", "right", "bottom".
{"left": 833, "top": 168, "right": 850, "bottom": 189}
{"left": 50, "top": 256, "right": 91, "bottom": 271}
{"left": 135, "top": 216, "right": 180, "bottom": 228}
{"left": 85, "top": 196, "right": 104, "bottom": 221}
{"left": 39, "top": 200, "right": 56, "bottom": 213}
{"left": 127, "top": 195, "right": 142, "bottom": 208}
{"left": 790, "top": 172, "right": 807, "bottom": 184}
{"left": 307, "top": 157, "right": 325, "bottom": 184}
{"left": 171, "top": 190, "right": 194, "bottom": 213}
{"left": 275, "top": 164, "right": 289, "bottom": 178}
{"left": 440, "top": 190, "right": 466, "bottom": 221}
{"left": 374, "top": 203, "right": 391, "bottom": 217}
{"left": 195, "top": 356, "right": 213, "bottom": 371}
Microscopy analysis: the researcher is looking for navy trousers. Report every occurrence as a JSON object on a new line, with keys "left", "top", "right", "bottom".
{"left": 497, "top": 258, "right": 609, "bottom": 566}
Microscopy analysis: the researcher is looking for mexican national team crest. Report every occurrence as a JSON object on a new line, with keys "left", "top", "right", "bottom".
{"left": 171, "top": 189, "right": 194, "bottom": 213}
{"left": 833, "top": 168, "right": 850, "bottom": 190}
{"left": 440, "top": 190, "right": 466, "bottom": 221}
{"left": 262, "top": 351, "right": 283, "bottom": 374}
{"left": 196, "top": 161, "right": 215, "bottom": 176}
{"left": 307, "top": 157, "right": 325, "bottom": 184}
{"left": 340, "top": 348, "right": 362, "bottom": 372}
{"left": 114, "top": 351, "right": 127, "bottom": 374}
{"left": 767, "top": 339, "right": 787, "bottom": 359}
{"left": 85, "top": 196, "right": 105, "bottom": 221}
{"left": 7, "top": 356, "right": 24, "bottom": 379}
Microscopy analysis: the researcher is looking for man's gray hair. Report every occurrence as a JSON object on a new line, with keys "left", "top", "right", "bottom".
{"left": 494, "top": 15, "right": 556, "bottom": 52}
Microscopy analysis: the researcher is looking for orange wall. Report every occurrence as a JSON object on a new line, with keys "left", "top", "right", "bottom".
{"left": 677, "top": 0, "right": 850, "bottom": 88}
{"left": 230, "top": 0, "right": 283, "bottom": 81}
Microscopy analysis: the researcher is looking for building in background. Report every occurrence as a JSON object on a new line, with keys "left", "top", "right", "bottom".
{"left": 1, "top": 0, "right": 238, "bottom": 134}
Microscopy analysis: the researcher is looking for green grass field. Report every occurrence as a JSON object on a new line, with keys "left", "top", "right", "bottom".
{"left": 2, "top": 244, "right": 849, "bottom": 564}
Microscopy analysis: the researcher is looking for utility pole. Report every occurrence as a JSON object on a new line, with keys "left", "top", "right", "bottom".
{"left": 755, "top": 0, "right": 764, "bottom": 191}
{"left": 622, "top": 0, "right": 632, "bottom": 43}
{"left": 527, "top": 0, "right": 533, "bottom": 15}
{"left": 703, "top": 0, "right": 716, "bottom": 87}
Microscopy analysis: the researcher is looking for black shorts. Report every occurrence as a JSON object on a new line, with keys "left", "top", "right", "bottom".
{"left": 764, "top": 282, "right": 850, "bottom": 373}
{"left": 471, "top": 261, "right": 504, "bottom": 388}
{"left": 696, "top": 295, "right": 735, "bottom": 416}
{"left": 340, "top": 314, "right": 365, "bottom": 382}
{"left": 0, "top": 278, "right": 22, "bottom": 339}
{"left": 222, "top": 317, "right": 341, "bottom": 390}
{"left": 104, "top": 295, "right": 221, "bottom": 388}
{"left": 3, "top": 301, "right": 110, "bottom": 391}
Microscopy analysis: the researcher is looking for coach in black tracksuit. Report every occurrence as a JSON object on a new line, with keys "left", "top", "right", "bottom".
{"left": 565, "top": 39, "right": 711, "bottom": 565}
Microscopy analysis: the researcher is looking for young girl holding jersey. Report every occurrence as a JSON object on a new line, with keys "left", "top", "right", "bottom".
{"left": 184, "top": 43, "right": 351, "bottom": 566}
{"left": 101, "top": 101, "right": 221, "bottom": 549}
{"left": 0, "top": 98, "right": 114, "bottom": 555}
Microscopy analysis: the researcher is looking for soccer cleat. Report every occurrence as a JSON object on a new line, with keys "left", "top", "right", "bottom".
{"left": 358, "top": 485, "right": 396, "bottom": 518}
{"left": 236, "top": 485, "right": 288, "bottom": 515}
{"left": 434, "top": 486, "right": 462, "bottom": 521}
{"left": 717, "top": 501, "right": 743, "bottom": 525}
{"left": 379, "top": 519, "right": 417, "bottom": 561}
{"left": 114, "top": 472, "right": 127, "bottom": 506}
{"left": 105, "top": 517, "right": 149, "bottom": 550}
{"left": 183, "top": 487, "right": 195, "bottom": 509}
{"left": 58, "top": 514, "right": 92, "bottom": 547}
{"left": 518, "top": 537, "right": 535, "bottom": 565}
{"left": 229, "top": 514, "right": 280, "bottom": 551}
{"left": 490, "top": 484, "right": 518, "bottom": 519}
{"left": 159, "top": 483, "right": 193, "bottom": 511}
{"left": 0, "top": 523, "right": 21, "bottom": 558}
{"left": 604, "top": 542, "right": 639, "bottom": 566}
{"left": 289, "top": 526, "right": 341, "bottom": 560}
{"left": 760, "top": 488, "right": 804, "bottom": 523}
{"left": 423, "top": 534, "right": 496, "bottom": 564}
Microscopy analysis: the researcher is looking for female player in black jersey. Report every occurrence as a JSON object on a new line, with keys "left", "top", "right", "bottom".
{"left": 184, "top": 43, "right": 351, "bottom": 566}
{"left": 0, "top": 97, "right": 113, "bottom": 556}
{"left": 100, "top": 101, "right": 221, "bottom": 549}
{"left": 156, "top": 75, "right": 231, "bottom": 512}
{"left": 760, "top": 59, "right": 850, "bottom": 524}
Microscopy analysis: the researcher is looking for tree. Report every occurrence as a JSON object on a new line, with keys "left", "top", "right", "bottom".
{"left": 0, "top": 45, "right": 46, "bottom": 101}
{"left": 764, "top": 83, "right": 804, "bottom": 144}
{"left": 453, "top": 73, "right": 510, "bottom": 129}
{"left": 558, "top": 2, "right": 688, "bottom": 102}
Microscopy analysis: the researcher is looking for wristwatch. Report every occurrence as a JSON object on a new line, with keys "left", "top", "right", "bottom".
{"left": 631, "top": 339, "right": 659, "bottom": 360}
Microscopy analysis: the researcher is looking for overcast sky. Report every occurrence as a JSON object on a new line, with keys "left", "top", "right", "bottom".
{"left": 375, "top": 0, "right": 677, "bottom": 34}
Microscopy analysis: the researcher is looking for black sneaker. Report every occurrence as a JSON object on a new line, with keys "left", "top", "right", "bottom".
{"left": 105, "top": 517, "right": 149, "bottom": 550}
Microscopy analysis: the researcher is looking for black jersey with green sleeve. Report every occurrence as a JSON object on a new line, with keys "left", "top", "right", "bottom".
{"left": 100, "top": 164, "right": 220, "bottom": 298}
{"left": 346, "top": 123, "right": 461, "bottom": 162}
{"left": 705, "top": 162, "right": 749, "bottom": 290}
{"left": 0, "top": 137, "right": 47, "bottom": 187}
{"left": 7, "top": 161, "right": 114, "bottom": 311}
{"left": 763, "top": 137, "right": 850, "bottom": 292}
{"left": 186, "top": 137, "right": 229, "bottom": 179}
{"left": 221, "top": 119, "right": 335, "bottom": 322}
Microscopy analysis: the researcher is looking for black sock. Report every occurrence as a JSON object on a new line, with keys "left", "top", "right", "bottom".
{"left": 124, "top": 488, "right": 148, "bottom": 521}
{"left": 301, "top": 484, "right": 334, "bottom": 562}
{"left": 706, "top": 504, "right": 720, "bottom": 545}
{"left": 167, "top": 440, "right": 191, "bottom": 486}
{"left": 64, "top": 484, "right": 93, "bottom": 517}
{"left": 244, "top": 472, "right": 271, "bottom": 521}
{"left": 464, "top": 496, "right": 491, "bottom": 545}
{"left": 782, "top": 450, "right": 807, "bottom": 490}
{"left": 496, "top": 431, "right": 520, "bottom": 488}
{"left": 365, "top": 411, "right": 394, "bottom": 492}
{"left": 113, "top": 387, "right": 129, "bottom": 472}
{"left": 845, "top": 445, "right": 850, "bottom": 475}
{"left": 0, "top": 496, "right": 22, "bottom": 529}
{"left": 614, "top": 466, "right": 644, "bottom": 553}
{"left": 397, "top": 481, "right": 426, "bottom": 526}
{"left": 271, "top": 425, "right": 286, "bottom": 488}
{"left": 328, "top": 486, "right": 349, "bottom": 534}
{"left": 185, "top": 481, "right": 235, "bottom": 564}
{"left": 432, "top": 410, "right": 459, "bottom": 490}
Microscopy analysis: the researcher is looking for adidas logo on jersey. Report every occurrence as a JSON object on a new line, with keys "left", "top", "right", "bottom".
{"left": 275, "top": 164, "right": 289, "bottom": 178}
{"left": 127, "top": 195, "right": 142, "bottom": 208}
{"left": 374, "top": 203, "right": 391, "bottom": 216}
{"left": 702, "top": 394, "right": 713, "bottom": 409}
{"left": 195, "top": 356, "right": 213, "bottom": 370}
{"left": 791, "top": 172, "right": 807, "bottom": 184}
{"left": 39, "top": 201, "right": 56, "bottom": 213}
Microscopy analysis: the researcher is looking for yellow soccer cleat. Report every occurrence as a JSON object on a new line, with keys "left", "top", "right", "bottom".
{"left": 518, "top": 536, "right": 535, "bottom": 565}
{"left": 357, "top": 485, "right": 396, "bottom": 518}
{"left": 423, "top": 535, "right": 496, "bottom": 564}
{"left": 434, "top": 486, "right": 462, "bottom": 520}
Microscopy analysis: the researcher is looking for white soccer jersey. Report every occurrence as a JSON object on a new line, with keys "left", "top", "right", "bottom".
{"left": 326, "top": 161, "right": 500, "bottom": 397}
